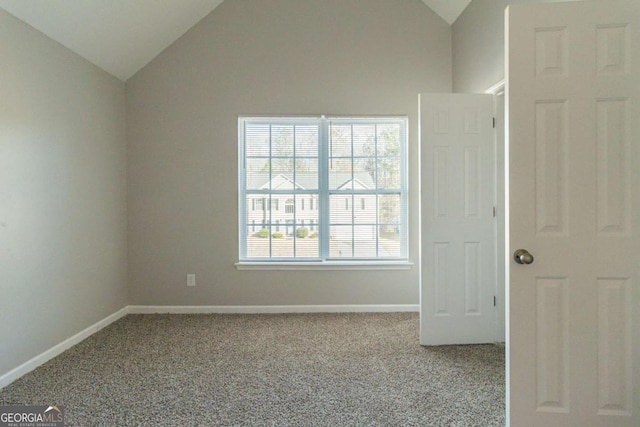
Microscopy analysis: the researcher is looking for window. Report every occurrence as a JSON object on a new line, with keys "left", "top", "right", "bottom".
{"left": 285, "top": 199, "right": 294, "bottom": 214}
{"left": 239, "top": 117, "right": 407, "bottom": 261}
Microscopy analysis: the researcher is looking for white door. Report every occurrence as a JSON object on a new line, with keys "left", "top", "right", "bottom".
{"left": 420, "top": 94, "right": 497, "bottom": 345}
{"left": 507, "top": 1, "right": 639, "bottom": 426}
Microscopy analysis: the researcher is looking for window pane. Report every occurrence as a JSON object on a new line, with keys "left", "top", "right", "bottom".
{"left": 378, "top": 194, "right": 401, "bottom": 225}
{"left": 295, "top": 159, "right": 318, "bottom": 190}
{"left": 271, "top": 125, "right": 294, "bottom": 157}
{"left": 354, "top": 226, "right": 377, "bottom": 258}
{"left": 245, "top": 124, "right": 270, "bottom": 156}
{"left": 247, "top": 225, "right": 271, "bottom": 258}
{"left": 295, "top": 195, "right": 318, "bottom": 222}
{"left": 270, "top": 156, "right": 294, "bottom": 174}
{"left": 377, "top": 157, "right": 400, "bottom": 189}
{"left": 353, "top": 159, "right": 376, "bottom": 190}
{"left": 354, "top": 195, "right": 376, "bottom": 224}
{"left": 379, "top": 225, "right": 401, "bottom": 258}
{"left": 246, "top": 159, "right": 270, "bottom": 190}
{"left": 352, "top": 125, "right": 376, "bottom": 157}
{"left": 295, "top": 125, "right": 319, "bottom": 157}
{"left": 329, "top": 159, "right": 353, "bottom": 190}
{"left": 329, "top": 226, "right": 353, "bottom": 258}
{"left": 271, "top": 229, "right": 293, "bottom": 257}
{"left": 295, "top": 226, "right": 319, "bottom": 258}
{"left": 246, "top": 196, "right": 272, "bottom": 224}
{"left": 329, "top": 194, "right": 353, "bottom": 224}
{"left": 377, "top": 124, "right": 400, "bottom": 157}
{"left": 270, "top": 161, "right": 294, "bottom": 190}
{"left": 329, "top": 124, "right": 351, "bottom": 157}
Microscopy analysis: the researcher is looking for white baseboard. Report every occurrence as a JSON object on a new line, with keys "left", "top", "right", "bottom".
{"left": 127, "top": 304, "right": 419, "bottom": 314}
{"left": 0, "top": 306, "right": 129, "bottom": 389}
{"left": 1, "top": 304, "right": 417, "bottom": 388}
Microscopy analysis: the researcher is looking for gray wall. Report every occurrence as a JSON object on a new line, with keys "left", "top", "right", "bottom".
{"left": 452, "top": 0, "right": 581, "bottom": 93}
{"left": 126, "top": 0, "right": 452, "bottom": 306}
{"left": 0, "top": 10, "right": 127, "bottom": 377}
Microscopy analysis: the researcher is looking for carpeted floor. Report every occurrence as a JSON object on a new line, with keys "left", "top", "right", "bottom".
{"left": 0, "top": 313, "right": 505, "bottom": 426}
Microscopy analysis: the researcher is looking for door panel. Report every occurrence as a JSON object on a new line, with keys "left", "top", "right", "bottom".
{"left": 420, "top": 94, "right": 496, "bottom": 345}
{"left": 507, "top": 1, "right": 639, "bottom": 425}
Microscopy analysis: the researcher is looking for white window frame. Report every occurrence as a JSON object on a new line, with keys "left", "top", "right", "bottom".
{"left": 237, "top": 116, "right": 410, "bottom": 268}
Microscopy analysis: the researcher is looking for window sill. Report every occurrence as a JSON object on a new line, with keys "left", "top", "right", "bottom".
{"left": 235, "top": 261, "right": 413, "bottom": 271}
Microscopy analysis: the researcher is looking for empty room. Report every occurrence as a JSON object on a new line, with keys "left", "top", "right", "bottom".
{"left": 1, "top": 0, "right": 637, "bottom": 426}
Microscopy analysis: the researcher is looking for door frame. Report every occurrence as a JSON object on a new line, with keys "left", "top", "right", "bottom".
{"left": 486, "top": 80, "right": 506, "bottom": 344}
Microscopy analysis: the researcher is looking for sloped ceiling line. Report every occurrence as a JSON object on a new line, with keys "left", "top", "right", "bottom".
{"left": 0, "top": 0, "right": 470, "bottom": 82}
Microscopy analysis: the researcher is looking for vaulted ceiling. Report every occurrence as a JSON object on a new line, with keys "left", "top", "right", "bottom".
{"left": 0, "top": 0, "right": 471, "bottom": 81}
{"left": 421, "top": 0, "right": 472, "bottom": 25}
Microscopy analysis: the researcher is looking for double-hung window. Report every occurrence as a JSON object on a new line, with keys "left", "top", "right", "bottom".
{"left": 238, "top": 117, "right": 407, "bottom": 263}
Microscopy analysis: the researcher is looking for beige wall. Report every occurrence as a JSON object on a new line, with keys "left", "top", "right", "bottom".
{"left": 452, "top": 0, "right": 582, "bottom": 93}
{"left": 0, "top": 10, "right": 127, "bottom": 377}
{"left": 126, "top": 0, "right": 452, "bottom": 306}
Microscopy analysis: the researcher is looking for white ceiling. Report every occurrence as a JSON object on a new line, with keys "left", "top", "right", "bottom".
{"left": 0, "top": 0, "right": 471, "bottom": 82}
{"left": 421, "top": 0, "right": 472, "bottom": 25}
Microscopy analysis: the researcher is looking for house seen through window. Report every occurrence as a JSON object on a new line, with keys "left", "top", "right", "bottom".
{"left": 239, "top": 117, "right": 407, "bottom": 261}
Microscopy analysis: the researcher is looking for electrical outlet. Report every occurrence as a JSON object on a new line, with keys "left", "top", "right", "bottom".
{"left": 187, "top": 274, "right": 196, "bottom": 287}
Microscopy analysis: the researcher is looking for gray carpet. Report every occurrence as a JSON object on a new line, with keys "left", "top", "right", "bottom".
{"left": 0, "top": 313, "right": 505, "bottom": 426}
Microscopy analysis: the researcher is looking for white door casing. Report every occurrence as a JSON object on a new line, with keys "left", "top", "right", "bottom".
{"left": 420, "top": 94, "right": 497, "bottom": 345}
{"left": 495, "top": 91, "right": 506, "bottom": 343}
{"left": 507, "top": 1, "right": 639, "bottom": 426}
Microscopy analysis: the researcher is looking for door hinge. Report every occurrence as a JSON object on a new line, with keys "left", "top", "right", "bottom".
{"left": 493, "top": 117, "right": 496, "bottom": 128}
{"left": 494, "top": 296, "right": 497, "bottom": 307}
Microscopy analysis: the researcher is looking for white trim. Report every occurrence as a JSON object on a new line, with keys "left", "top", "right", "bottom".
{"left": 128, "top": 304, "right": 419, "bottom": 314}
{"left": 235, "top": 261, "right": 413, "bottom": 270}
{"left": 0, "top": 306, "right": 129, "bottom": 389}
{"left": 485, "top": 80, "right": 505, "bottom": 95}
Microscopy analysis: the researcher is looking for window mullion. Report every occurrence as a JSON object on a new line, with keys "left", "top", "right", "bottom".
{"left": 319, "top": 118, "right": 329, "bottom": 260}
